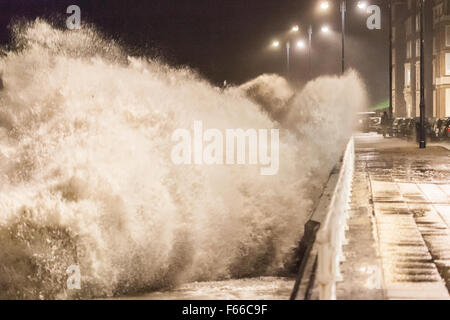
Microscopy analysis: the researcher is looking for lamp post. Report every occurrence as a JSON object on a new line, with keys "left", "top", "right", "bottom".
{"left": 308, "top": 24, "right": 313, "bottom": 77}
{"left": 388, "top": 0, "right": 405, "bottom": 120}
{"left": 340, "top": 0, "right": 346, "bottom": 74}
{"left": 320, "top": 0, "right": 346, "bottom": 74}
{"left": 320, "top": 1, "right": 367, "bottom": 74}
{"left": 389, "top": 1, "right": 393, "bottom": 120}
{"left": 286, "top": 41, "right": 291, "bottom": 75}
{"left": 272, "top": 39, "right": 292, "bottom": 76}
{"left": 271, "top": 25, "right": 305, "bottom": 77}
{"left": 419, "top": 0, "right": 426, "bottom": 148}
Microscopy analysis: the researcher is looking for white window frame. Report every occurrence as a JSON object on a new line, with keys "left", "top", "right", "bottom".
{"left": 405, "top": 17, "right": 412, "bottom": 36}
{"left": 446, "top": 53, "right": 450, "bottom": 75}
{"left": 433, "top": 90, "right": 436, "bottom": 117}
{"left": 416, "top": 91, "right": 420, "bottom": 117}
{"left": 446, "top": 26, "right": 450, "bottom": 47}
{"left": 406, "top": 41, "right": 412, "bottom": 59}
{"left": 392, "top": 66, "right": 396, "bottom": 90}
{"left": 446, "top": 88, "right": 450, "bottom": 117}
{"left": 416, "top": 62, "right": 420, "bottom": 89}
{"left": 405, "top": 63, "right": 411, "bottom": 88}
{"left": 433, "top": 59, "right": 436, "bottom": 84}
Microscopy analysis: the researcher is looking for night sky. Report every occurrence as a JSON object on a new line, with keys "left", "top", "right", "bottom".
{"left": 0, "top": 0, "right": 389, "bottom": 106}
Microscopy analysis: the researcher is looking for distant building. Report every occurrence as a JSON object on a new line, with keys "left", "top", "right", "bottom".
{"left": 391, "top": 0, "right": 435, "bottom": 118}
{"left": 432, "top": 0, "right": 450, "bottom": 117}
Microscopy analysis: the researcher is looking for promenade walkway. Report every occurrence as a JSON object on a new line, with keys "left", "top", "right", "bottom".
{"left": 337, "top": 133, "right": 450, "bottom": 300}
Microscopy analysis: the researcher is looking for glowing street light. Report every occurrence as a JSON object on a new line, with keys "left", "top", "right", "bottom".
{"left": 320, "top": 1, "right": 330, "bottom": 10}
{"left": 270, "top": 26, "right": 309, "bottom": 76}
{"left": 297, "top": 40, "right": 306, "bottom": 49}
{"left": 321, "top": 25, "right": 330, "bottom": 34}
{"left": 320, "top": 0, "right": 347, "bottom": 74}
{"left": 357, "top": 1, "right": 367, "bottom": 10}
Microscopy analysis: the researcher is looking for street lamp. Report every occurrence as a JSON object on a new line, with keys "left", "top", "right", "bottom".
{"left": 321, "top": 25, "right": 330, "bottom": 33}
{"left": 388, "top": 0, "right": 393, "bottom": 120}
{"left": 357, "top": 1, "right": 367, "bottom": 9}
{"left": 271, "top": 40, "right": 292, "bottom": 75}
{"left": 320, "top": 1, "right": 330, "bottom": 10}
{"left": 319, "top": 1, "right": 373, "bottom": 74}
{"left": 286, "top": 41, "right": 291, "bottom": 75}
{"left": 319, "top": 0, "right": 346, "bottom": 74}
{"left": 297, "top": 40, "right": 306, "bottom": 48}
{"left": 418, "top": 0, "right": 426, "bottom": 148}
{"left": 308, "top": 25, "right": 313, "bottom": 77}
{"left": 270, "top": 24, "right": 303, "bottom": 76}
{"left": 339, "top": 0, "right": 346, "bottom": 74}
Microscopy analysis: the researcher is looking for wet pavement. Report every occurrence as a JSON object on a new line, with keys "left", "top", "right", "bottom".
{"left": 338, "top": 133, "right": 450, "bottom": 300}
{"left": 114, "top": 277, "right": 294, "bottom": 300}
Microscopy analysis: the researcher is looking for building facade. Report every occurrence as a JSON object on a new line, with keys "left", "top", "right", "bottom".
{"left": 432, "top": 0, "right": 450, "bottom": 117}
{"left": 391, "top": 0, "right": 435, "bottom": 118}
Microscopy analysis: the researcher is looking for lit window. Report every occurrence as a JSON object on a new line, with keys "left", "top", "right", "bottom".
{"left": 392, "top": 66, "right": 396, "bottom": 90}
{"left": 433, "top": 60, "right": 436, "bottom": 84}
{"left": 446, "top": 53, "right": 450, "bottom": 75}
{"left": 446, "top": 26, "right": 450, "bottom": 46}
{"left": 446, "top": 89, "right": 450, "bottom": 117}
{"left": 405, "top": 17, "right": 412, "bottom": 35}
{"left": 416, "top": 63, "right": 420, "bottom": 89}
{"left": 433, "top": 90, "right": 436, "bottom": 117}
{"left": 416, "top": 92, "right": 420, "bottom": 117}
{"left": 406, "top": 41, "right": 411, "bottom": 59}
{"left": 405, "top": 63, "right": 411, "bottom": 87}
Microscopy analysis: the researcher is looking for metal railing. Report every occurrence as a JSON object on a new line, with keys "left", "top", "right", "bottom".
{"left": 290, "top": 137, "right": 355, "bottom": 300}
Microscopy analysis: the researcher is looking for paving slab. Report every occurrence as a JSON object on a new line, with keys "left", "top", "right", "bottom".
{"left": 338, "top": 133, "right": 450, "bottom": 300}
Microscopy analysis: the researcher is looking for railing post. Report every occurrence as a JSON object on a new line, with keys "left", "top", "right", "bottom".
{"left": 290, "top": 137, "right": 355, "bottom": 300}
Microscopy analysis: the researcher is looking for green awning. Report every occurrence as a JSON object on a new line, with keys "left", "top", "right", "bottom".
{"left": 370, "top": 100, "right": 389, "bottom": 111}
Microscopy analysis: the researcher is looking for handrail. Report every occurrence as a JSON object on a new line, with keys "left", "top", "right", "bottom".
{"left": 290, "top": 137, "right": 355, "bottom": 300}
{"left": 314, "top": 137, "right": 354, "bottom": 300}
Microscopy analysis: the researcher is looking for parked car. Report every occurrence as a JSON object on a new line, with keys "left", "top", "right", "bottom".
{"left": 431, "top": 118, "right": 443, "bottom": 141}
{"left": 403, "top": 118, "right": 416, "bottom": 140}
{"left": 429, "top": 118, "right": 440, "bottom": 141}
{"left": 369, "top": 117, "right": 381, "bottom": 133}
{"left": 399, "top": 118, "right": 411, "bottom": 137}
{"left": 391, "top": 118, "right": 405, "bottom": 137}
{"left": 356, "top": 112, "right": 375, "bottom": 133}
{"left": 436, "top": 118, "right": 450, "bottom": 141}
{"left": 413, "top": 118, "right": 433, "bottom": 142}
{"left": 445, "top": 119, "right": 450, "bottom": 140}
